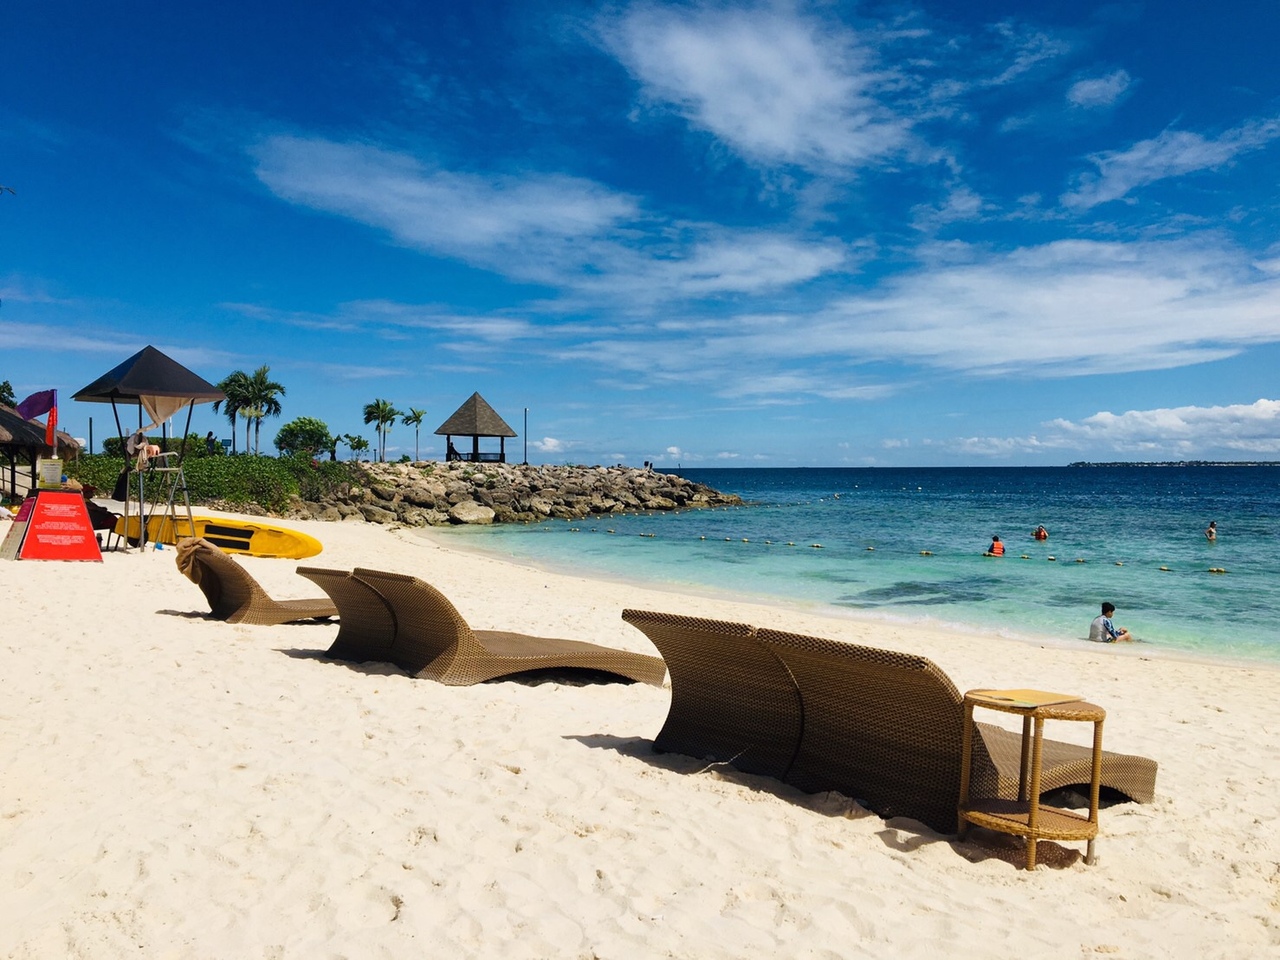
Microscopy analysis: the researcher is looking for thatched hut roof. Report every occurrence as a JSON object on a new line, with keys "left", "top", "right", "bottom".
{"left": 0, "top": 405, "right": 79, "bottom": 456}
{"left": 434, "top": 393, "right": 517, "bottom": 438}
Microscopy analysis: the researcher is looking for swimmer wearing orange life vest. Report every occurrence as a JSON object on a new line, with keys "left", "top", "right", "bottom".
{"left": 986, "top": 535, "right": 1005, "bottom": 556}
{"left": 1033, "top": 525, "right": 1048, "bottom": 541}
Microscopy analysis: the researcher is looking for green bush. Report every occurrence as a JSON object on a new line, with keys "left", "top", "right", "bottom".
{"left": 65, "top": 455, "right": 126, "bottom": 495}
{"left": 67, "top": 453, "right": 300, "bottom": 513}
{"left": 64, "top": 452, "right": 371, "bottom": 515}
{"left": 274, "top": 417, "right": 333, "bottom": 457}
{"left": 278, "top": 454, "right": 364, "bottom": 503}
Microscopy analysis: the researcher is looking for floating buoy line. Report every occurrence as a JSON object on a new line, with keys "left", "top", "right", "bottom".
{"left": 543, "top": 523, "right": 1222, "bottom": 573}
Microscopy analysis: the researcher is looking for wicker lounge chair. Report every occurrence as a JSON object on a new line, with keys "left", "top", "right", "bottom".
{"left": 620, "top": 609, "right": 801, "bottom": 777}
{"left": 296, "top": 566, "right": 397, "bottom": 662}
{"left": 755, "top": 627, "right": 1158, "bottom": 834}
{"left": 338, "top": 568, "right": 667, "bottom": 686}
{"left": 175, "top": 537, "right": 336, "bottom": 626}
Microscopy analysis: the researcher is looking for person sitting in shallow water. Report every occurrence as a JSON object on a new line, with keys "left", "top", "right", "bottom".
{"left": 1089, "top": 602, "right": 1133, "bottom": 643}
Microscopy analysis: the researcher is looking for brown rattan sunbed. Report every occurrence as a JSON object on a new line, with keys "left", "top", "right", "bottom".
{"left": 328, "top": 568, "right": 667, "bottom": 686}
{"left": 296, "top": 566, "right": 398, "bottom": 662}
{"left": 175, "top": 537, "right": 337, "bottom": 626}
{"left": 621, "top": 609, "right": 1157, "bottom": 834}
{"left": 755, "top": 626, "right": 1157, "bottom": 833}
{"left": 620, "top": 609, "right": 801, "bottom": 777}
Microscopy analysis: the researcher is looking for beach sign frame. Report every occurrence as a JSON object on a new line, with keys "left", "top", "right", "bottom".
{"left": 1, "top": 491, "right": 103, "bottom": 562}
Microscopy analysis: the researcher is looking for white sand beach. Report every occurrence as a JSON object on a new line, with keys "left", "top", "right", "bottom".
{"left": 2, "top": 511, "right": 1278, "bottom": 959}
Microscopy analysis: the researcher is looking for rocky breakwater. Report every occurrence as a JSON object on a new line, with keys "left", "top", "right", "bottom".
{"left": 293, "top": 461, "right": 743, "bottom": 527}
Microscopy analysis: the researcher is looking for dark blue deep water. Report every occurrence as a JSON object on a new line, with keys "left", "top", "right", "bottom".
{"left": 438, "top": 466, "right": 1280, "bottom": 664}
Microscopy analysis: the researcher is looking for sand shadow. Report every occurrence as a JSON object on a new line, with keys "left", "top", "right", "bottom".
{"left": 277, "top": 650, "right": 648, "bottom": 686}
{"left": 156, "top": 609, "right": 335, "bottom": 626}
{"left": 566, "top": 733, "right": 1092, "bottom": 870}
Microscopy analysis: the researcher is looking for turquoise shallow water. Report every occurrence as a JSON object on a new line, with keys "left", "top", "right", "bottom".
{"left": 433, "top": 467, "right": 1280, "bottom": 664}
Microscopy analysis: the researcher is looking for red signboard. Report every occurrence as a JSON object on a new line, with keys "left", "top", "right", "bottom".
{"left": 15, "top": 491, "right": 103, "bottom": 562}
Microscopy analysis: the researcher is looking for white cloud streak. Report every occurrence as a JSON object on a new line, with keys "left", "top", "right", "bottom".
{"left": 562, "top": 236, "right": 1280, "bottom": 397}
{"left": 251, "top": 135, "right": 845, "bottom": 300}
{"left": 1062, "top": 116, "right": 1280, "bottom": 209}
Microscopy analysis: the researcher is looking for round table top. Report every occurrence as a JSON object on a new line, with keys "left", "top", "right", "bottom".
{"left": 964, "top": 690, "right": 1106, "bottom": 722}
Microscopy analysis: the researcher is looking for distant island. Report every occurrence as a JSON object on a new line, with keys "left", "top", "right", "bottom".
{"left": 1068, "top": 460, "right": 1280, "bottom": 468}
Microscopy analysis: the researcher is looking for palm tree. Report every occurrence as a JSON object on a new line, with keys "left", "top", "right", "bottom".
{"left": 362, "top": 399, "right": 403, "bottom": 462}
{"left": 402, "top": 407, "right": 427, "bottom": 461}
{"left": 239, "top": 406, "right": 259, "bottom": 454}
{"left": 243, "top": 366, "right": 286, "bottom": 455}
{"left": 213, "top": 370, "right": 251, "bottom": 454}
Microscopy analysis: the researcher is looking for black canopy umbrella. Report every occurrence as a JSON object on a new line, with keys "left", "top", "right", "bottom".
{"left": 73, "top": 345, "right": 225, "bottom": 440}
{"left": 72, "top": 346, "right": 225, "bottom": 542}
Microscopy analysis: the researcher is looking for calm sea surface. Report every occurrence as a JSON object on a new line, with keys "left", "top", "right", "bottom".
{"left": 433, "top": 467, "right": 1280, "bottom": 665}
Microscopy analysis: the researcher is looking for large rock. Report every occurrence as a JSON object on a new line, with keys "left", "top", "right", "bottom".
{"left": 359, "top": 503, "right": 398, "bottom": 524}
{"left": 448, "top": 500, "right": 496, "bottom": 525}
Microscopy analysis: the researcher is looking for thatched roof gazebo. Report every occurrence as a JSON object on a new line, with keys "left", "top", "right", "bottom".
{"left": 0, "top": 405, "right": 80, "bottom": 500}
{"left": 435, "top": 392, "right": 517, "bottom": 463}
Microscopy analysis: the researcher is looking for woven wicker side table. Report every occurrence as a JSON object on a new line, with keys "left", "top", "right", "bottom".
{"left": 957, "top": 689, "right": 1105, "bottom": 870}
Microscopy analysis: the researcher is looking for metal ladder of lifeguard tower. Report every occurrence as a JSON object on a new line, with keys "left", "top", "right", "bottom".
{"left": 124, "top": 450, "right": 195, "bottom": 551}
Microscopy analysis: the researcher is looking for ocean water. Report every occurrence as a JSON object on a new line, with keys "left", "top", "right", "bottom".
{"left": 434, "top": 467, "right": 1280, "bottom": 665}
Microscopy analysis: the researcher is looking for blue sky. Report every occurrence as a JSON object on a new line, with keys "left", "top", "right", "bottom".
{"left": 3, "top": 0, "right": 1279, "bottom": 466}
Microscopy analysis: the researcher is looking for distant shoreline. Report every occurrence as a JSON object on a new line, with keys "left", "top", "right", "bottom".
{"left": 1067, "top": 460, "right": 1280, "bottom": 468}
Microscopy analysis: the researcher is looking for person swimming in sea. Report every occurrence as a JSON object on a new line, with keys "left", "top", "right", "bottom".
{"left": 1205, "top": 520, "right": 1217, "bottom": 541}
{"left": 1033, "top": 525, "right": 1048, "bottom": 540}
{"left": 986, "top": 535, "right": 1005, "bottom": 556}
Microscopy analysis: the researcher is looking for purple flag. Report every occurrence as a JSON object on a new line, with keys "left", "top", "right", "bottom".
{"left": 16, "top": 389, "right": 57, "bottom": 421}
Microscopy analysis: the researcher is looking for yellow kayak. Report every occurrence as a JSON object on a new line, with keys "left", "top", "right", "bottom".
{"left": 113, "top": 514, "right": 323, "bottom": 559}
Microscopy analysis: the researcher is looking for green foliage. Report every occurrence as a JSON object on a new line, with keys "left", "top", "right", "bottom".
{"left": 343, "top": 433, "right": 370, "bottom": 461}
{"left": 274, "top": 416, "right": 332, "bottom": 457}
{"left": 66, "top": 453, "right": 301, "bottom": 513}
{"left": 0, "top": 379, "right": 15, "bottom": 407}
{"left": 65, "top": 455, "right": 125, "bottom": 495}
{"left": 278, "top": 455, "right": 365, "bottom": 502}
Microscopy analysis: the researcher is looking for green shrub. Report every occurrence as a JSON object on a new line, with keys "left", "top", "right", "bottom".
{"left": 274, "top": 417, "right": 333, "bottom": 457}
{"left": 67, "top": 453, "right": 303, "bottom": 513}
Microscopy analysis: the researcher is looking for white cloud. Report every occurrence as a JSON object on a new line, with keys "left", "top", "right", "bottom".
{"left": 1066, "top": 69, "right": 1131, "bottom": 109}
{"left": 911, "top": 184, "right": 988, "bottom": 230}
{"left": 557, "top": 235, "right": 1280, "bottom": 396}
{"left": 985, "top": 21, "right": 1071, "bottom": 86}
{"left": 1062, "top": 115, "right": 1280, "bottom": 209}
{"left": 251, "top": 135, "right": 845, "bottom": 300}
{"left": 252, "top": 135, "right": 637, "bottom": 272}
{"left": 934, "top": 400, "right": 1280, "bottom": 459}
{"left": 600, "top": 3, "right": 910, "bottom": 171}
{"left": 530, "top": 437, "right": 568, "bottom": 453}
{"left": 1049, "top": 399, "right": 1280, "bottom": 454}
